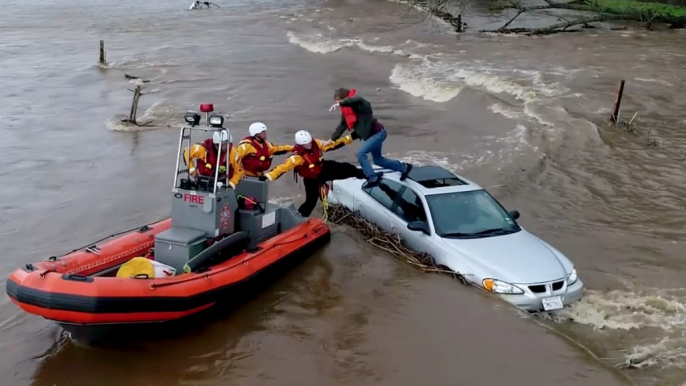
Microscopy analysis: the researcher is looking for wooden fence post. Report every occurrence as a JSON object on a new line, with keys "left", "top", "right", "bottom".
{"left": 129, "top": 85, "right": 142, "bottom": 123}
{"left": 99, "top": 40, "right": 107, "bottom": 65}
{"left": 611, "top": 79, "right": 625, "bottom": 123}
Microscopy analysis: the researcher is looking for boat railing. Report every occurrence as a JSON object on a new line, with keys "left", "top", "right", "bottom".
{"left": 173, "top": 108, "right": 232, "bottom": 197}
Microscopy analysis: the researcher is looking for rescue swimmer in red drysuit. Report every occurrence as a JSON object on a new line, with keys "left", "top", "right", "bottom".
{"left": 326, "top": 88, "right": 413, "bottom": 187}
{"left": 235, "top": 122, "right": 293, "bottom": 181}
{"left": 259, "top": 130, "right": 364, "bottom": 217}
{"left": 183, "top": 129, "right": 243, "bottom": 189}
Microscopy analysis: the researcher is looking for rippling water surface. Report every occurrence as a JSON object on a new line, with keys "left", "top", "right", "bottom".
{"left": 1, "top": 0, "right": 685, "bottom": 385}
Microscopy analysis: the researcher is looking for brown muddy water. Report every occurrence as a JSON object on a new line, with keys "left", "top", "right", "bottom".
{"left": 1, "top": 0, "right": 685, "bottom": 385}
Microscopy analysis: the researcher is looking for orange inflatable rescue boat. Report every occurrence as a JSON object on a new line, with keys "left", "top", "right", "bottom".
{"left": 6, "top": 105, "right": 330, "bottom": 342}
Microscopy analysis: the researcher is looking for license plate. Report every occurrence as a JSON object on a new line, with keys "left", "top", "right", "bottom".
{"left": 542, "top": 296, "right": 564, "bottom": 311}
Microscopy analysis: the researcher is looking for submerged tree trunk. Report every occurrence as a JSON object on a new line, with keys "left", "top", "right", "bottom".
{"left": 401, "top": 0, "right": 686, "bottom": 35}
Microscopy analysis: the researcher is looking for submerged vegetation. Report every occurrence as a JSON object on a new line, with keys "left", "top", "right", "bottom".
{"left": 401, "top": 0, "right": 686, "bottom": 34}
{"left": 584, "top": 0, "right": 686, "bottom": 17}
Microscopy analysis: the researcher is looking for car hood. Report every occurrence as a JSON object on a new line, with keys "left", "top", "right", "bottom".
{"left": 440, "top": 230, "right": 569, "bottom": 284}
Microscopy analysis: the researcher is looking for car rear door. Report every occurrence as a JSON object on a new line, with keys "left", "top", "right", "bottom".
{"left": 354, "top": 178, "right": 404, "bottom": 234}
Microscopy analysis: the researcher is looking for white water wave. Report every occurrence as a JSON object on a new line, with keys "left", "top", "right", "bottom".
{"left": 548, "top": 286, "right": 686, "bottom": 371}
{"left": 104, "top": 102, "right": 183, "bottom": 132}
{"left": 389, "top": 63, "right": 462, "bottom": 103}
{"left": 489, "top": 103, "right": 523, "bottom": 120}
{"left": 286, "top": 31, "right": 354, "bottom": 54}
{"left": 394, "top": 126, "right": 528, "bottom": 170}
{"left": 396, "top": 150, "right": 492, "bottom": 172}
{"left": 286, "top": 31, "right": 422, "bottom": 58}
{"left": 634, "top": 77, "right": 674, "bottom": 87}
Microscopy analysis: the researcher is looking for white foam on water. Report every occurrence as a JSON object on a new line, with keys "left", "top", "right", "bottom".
{"left": 109, "top": 56, "right": 181, "bottom": 70}
{"left": 161, "top": 77, "right": 215, "bottom": 84}
{"left": 634, "top": 77, "right": 674, "bottom": 87}
{"left": 523, "top": 104, "right": 557, "bottom": 128}
{"left": 356, "top": 41, "right": 417, "bottom": 58}
{"left": 553, "top": 288, "right": 686, "bottom": 331}
{"left": 396, "top": 150, "right": 493, "bottom": 173}
{"left": 489, "top": 103, "right": 523, "bottom": 120}
{"left": 387, "top": 56, "right": 562, "bottom": 106}
{"left": 498, "top": 124, "right": 529, "bottom": 152}
{"left": 104, "top": 102, "right": 182, "bottom": 132}
{"left": 389, "top": 63, "right": 462, "bottom": 103}
{"left": 286, "top": 31, "right": 422, "bottom": 59}
{"left": 286, "top": 31, "right": 355, "bottom": 54}
{"left": 546, "top": 286, "right": 686, "bottom": 370}
{"left": 623, "top": 336, "right": 686, "bottom": 370}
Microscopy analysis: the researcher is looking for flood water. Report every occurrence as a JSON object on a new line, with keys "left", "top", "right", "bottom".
{"left": 1, "top": 0, "right": 685, "bottom": 385}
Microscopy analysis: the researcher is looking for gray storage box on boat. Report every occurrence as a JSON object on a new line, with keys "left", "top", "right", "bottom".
{"left": 154, "top": 227, "right": 208, "bottom": 272}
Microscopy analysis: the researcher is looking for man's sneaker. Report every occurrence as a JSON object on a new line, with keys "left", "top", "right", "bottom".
{"left": 366, "top": 172, "right": 384, "bottom": 187}
{"left": 400, "top": 163, "right": 413, "bottom": 181}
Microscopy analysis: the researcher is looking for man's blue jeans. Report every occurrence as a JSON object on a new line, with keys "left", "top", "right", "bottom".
{"left": 356, "top": 129, "right": 405, "bottom": 180}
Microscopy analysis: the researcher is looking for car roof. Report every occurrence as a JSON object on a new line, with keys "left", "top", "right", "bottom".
{"left": 372, "top": 165, "right": 483, "bottom": 196}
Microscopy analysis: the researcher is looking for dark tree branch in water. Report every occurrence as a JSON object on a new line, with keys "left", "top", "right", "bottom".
{"left": 482, "top": 0, "right": 686, "bottom": 34}
{"left": 403, "top": 0, "right": 686, "bottom": 34}
{"left": 495, "top": 15, "right": 605, "bottom": 35}
{"left": 399, "top": 0, "right": 468, "bottom": 32}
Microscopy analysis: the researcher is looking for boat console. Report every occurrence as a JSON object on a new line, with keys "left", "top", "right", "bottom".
{"left": 153, "top": 104, "right": 303, "bottom": 273}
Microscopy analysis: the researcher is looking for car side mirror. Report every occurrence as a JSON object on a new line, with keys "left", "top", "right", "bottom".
{"left": 407, "top": 221, "right": 430, "bottom": 235}
{"left": 509, "top": 210, "right": 520, "bottom": 220}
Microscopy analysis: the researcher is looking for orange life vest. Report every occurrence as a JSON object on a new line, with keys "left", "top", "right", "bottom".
{"left": 340, "top": 88, "right": 357, "bottom": 130}
{"left": 293, "top": 141, "right": 324, "bottom": 179}
{"left": 240, "top": 136, "right": 272, "bottom": 173}
{"left": 197, "top": 138, "right": 232, "bottom": 179}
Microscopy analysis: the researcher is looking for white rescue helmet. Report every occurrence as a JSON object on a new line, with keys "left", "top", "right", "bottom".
{"left": 249, "top": 122, "right": 267, "bottom": 137}
{"left": 212, "top": 129, "right": 232, "bottom": 145}
{"left": 295, "top": 130, "right": 312, "bottom": 145}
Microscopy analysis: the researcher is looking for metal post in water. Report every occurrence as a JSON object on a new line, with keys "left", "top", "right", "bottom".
{"left": 611, "top": 79, "right": 625, "bottom": 124}
{"left": 173, "top": 127, "right": 185, "bottom": 191}
{"left": 129, "top": 85, "right": 142, "bottom": 123}
{"left": 99, "top": 40, "right": 106, "bottom": 65}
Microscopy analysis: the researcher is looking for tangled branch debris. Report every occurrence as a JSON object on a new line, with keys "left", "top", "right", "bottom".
{"left": 327, "top": 203, "right": 467, "bottom": 283}
{"left": 397, "top": 0, "right": 468, "bottom": 32}
{"left": 401, "top": 0, "right": 686, "bottom": 35}
{"left": 485, "top": 0, "right": 686, "bottom": 34}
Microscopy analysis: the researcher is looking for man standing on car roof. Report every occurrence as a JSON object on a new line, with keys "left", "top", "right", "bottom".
{"left": 324, "top": 87, "right": 413, "bottom": 187}
{"left": 235, "top": 122, "right": 293, "bottom": 179}
{"left": 259, "top": 130, "right": 365, "bottom": 217}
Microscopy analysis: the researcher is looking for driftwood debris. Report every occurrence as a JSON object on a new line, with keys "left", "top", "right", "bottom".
{"left": 124, "top": 73, "right": 150, "bottom": 83}
{"left": 121, "top": 85, "right": 152, "bottom": 126}
{"left": 327, "top": 203, "right": 467, "bottom": 282}
{"left": 402, "top": 0, "right": 686, "bottom": 35}
{"left": 399, "top": 0, "right": 468, "bottom": 32}
{"left": 481, "top": 0, "right": 686, "bottom": 35}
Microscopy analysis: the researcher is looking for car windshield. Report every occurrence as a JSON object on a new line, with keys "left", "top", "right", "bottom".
{"left": 425, "top": 189, "right": 521, "bottom": 239}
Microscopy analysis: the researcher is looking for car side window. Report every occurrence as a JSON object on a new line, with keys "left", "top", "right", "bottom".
{"left": 394, "top": 187, "right": 428, "bottom": 223}
{"left": 362, "top": 179, "right": 404, "bottom": 211}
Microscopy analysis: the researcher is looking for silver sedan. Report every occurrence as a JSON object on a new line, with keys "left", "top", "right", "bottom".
{"left": 327, "top": 165, "right": 584, "bottom": 313}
